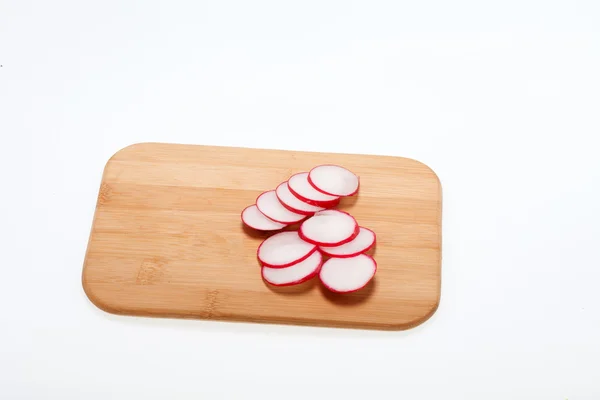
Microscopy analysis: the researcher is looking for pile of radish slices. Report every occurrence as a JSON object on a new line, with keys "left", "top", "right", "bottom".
{"left": 241, "top": 165, "right": 377, "bottom": 294}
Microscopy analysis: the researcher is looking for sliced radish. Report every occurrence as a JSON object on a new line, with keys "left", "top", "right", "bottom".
{"left": 262, "top": 250, "right": 323, "bottom": 286}
{"left": 319, "top": 254, "right": 377, "bottom": 293}
{"left": 257, "top": 231, "right": 317, "bottom": 268}
{"left": 319, "top": 227, "right": 375, "bottom": 258}
{"left": 275, "top": 181, "right": 325, "bottom": 216}
{"left": 288, "top": 172, "right": 340, "bottom": 207}
{"left": 308, "top": 164, "right": 360, "bottom": 196}
{"left": 256, "top": 190, "right": 306, "bottom": 224}
{"left": 241, "top": 205, "right": 287, "bottom": 231}
{"left": 299, "top": 209, "right": 359, "bottom": 247}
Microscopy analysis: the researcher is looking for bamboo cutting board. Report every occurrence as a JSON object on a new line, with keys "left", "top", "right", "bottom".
{"left": 82, "top": 143, "right": 442, "bottom": 330}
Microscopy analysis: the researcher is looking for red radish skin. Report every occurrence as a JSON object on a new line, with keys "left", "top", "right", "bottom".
{"left": 319, "top": 227, "right": 376, "bottom": 258}
{"left": 256, "top": 190, "right": 306, "bottom": 224}
{"left": 261, "top": 251, "right": 323, "bottom": 286}
{"left": 319, "top": 254, "right": 377, "bottom": 293}
{"left": 257, "top": 231, "right": 317, "bottom": 268}
{"left": 287, "top": 172, "right": 340, "bottom": 207}
{"left": 241, "top": 205, "right": 287, "bottom": 231}
{"left": 298, "top": 209, "right": 359, "bottom": 247}
{"left": 275, "top": 181, "right": 325, "bottom": 216}
{"left": 308, "top": 164, "right": 360, "bottom": 197}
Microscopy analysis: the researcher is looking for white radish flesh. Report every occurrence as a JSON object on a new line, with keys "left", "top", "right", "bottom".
{"left": 308, "top": 165, "right": 359, "bottom": 196}
{"left": 276, "top": 182, "right": 325, "bottom": 216}
{"left": 288, "top": 172, "right": 340, "bottom": 206}
{"left": 241, "top": 205, "right": 287, "bottom": 231}
{"left": 256, "top": 190, "right": 306, "bottom": 224}
{"left": 319, "top": 227, "right": 375, "bottom": 258}
{"left": 262, "top": 251, "right": 323, "bottom": 286}
{"left": 319, "top": 254, "right": 377, "bottom": 293}
{"left": 299, "top": 209, "right": 359, "bottom": 247}
{"left": 257, "top": 231, "right": 317, "bottom": 268}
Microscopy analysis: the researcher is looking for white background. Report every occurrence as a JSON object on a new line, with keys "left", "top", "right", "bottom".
{"left": 1, "top": 0, "right": 599, "bottom": 398}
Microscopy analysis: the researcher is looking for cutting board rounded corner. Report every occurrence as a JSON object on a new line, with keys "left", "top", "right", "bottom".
{"left": 105, "top": 142, "right": 156, "bottom": 165}
{"left": 81, "top": 269, "right": 119, "bottom": 316}
{"left": 409, "top": 158, "right": 442, "bottom": 193}
{"left": 403, "top": 295, "right": 441, "bottom": 330}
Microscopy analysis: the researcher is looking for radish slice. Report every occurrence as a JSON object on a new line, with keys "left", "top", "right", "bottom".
{"left": 319, "top": 254, "right": 377, "bottom": 293}
{"left": 288, "top": 172, "right": 340, "bottom": 207}
{"left": 319, "top": 227, "right": 375, "bottom": 258}
{"left": 257, "top": 231, "right": 317, "bottom": 268}
{"left": 256, "top": 190, "right": 306, "bottom": 224}
{"left": 241, "top": 205, "right": 287, "bottom": 231}
{"left": 299, "top": 209, "right": 359, "bottom": 247}
{"left": 262, "top": 250, "right": 323, "bottom": 286}
{"left": 308, "top": 164, "right": 359, "bottom": 196}
{"left": 275, "top": 181, "right": 325, "bottom": 216}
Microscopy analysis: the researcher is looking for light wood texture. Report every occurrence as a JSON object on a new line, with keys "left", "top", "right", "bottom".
{"left": 82, "top": 143, "right": 442, "bottom": 330}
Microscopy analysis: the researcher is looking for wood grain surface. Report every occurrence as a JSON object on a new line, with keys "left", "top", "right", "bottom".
{"left": 82, "top": 143, "right": 443, "bottom": 330}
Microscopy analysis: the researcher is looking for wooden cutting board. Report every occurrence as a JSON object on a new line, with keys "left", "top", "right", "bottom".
{"left": 82, "top": 143, "right": 442, "bottom": 330}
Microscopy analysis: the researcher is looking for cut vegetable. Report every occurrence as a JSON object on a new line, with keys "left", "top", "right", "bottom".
{"left": 308, "top": 164, "right": 359, "bottom": 196}
{"left": 299, "top": 209, "right": 359, "bottom": 247}
{"left": 287, "top": 172, "right": 340, "bottom": 207}
{"left": 241, "top": 205, "right": 287, "bottom": 231}
{"left": 319, "top": 227, "right": 375, "bottom": 258}
{"left": 319, "top": 254, "right": 377, "bottom": 293}
{"left": 276, "top": 181, "right": 325, "bottom": 216}
{"left": 256, "top": 190, "right": 306, "bottom": 224}
{"left": 262, "top": 250, "right": 323, "bottom": 286}
{"left": 257, "top": 231, "right": 317, "bottom": 268}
